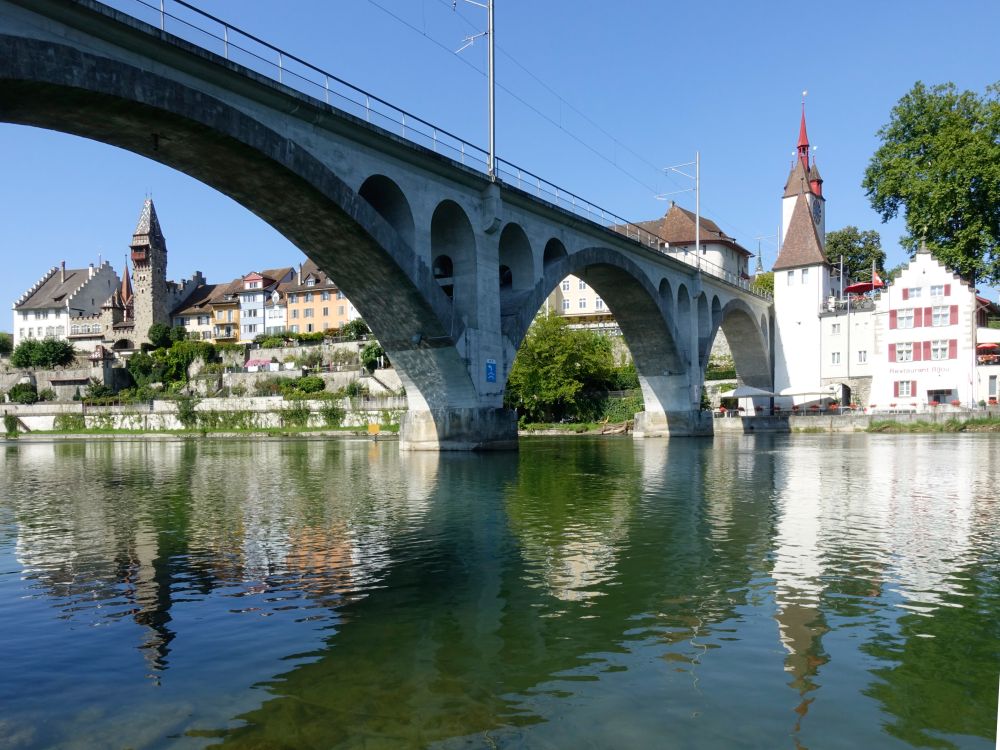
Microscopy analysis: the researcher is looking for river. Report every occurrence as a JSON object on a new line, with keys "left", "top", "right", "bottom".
{"left": 0, "top": 434, "right": 997, "bottom": 749}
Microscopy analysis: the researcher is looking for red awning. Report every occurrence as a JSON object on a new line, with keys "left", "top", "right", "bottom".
{"left": 843, "top": 280, "right": 884, "bottom": 295}
{"left": 977, "top": 342, "right": 999, "bottom": 351}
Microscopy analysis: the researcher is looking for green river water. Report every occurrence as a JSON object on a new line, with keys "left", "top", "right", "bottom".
{"left": 0, "top": 434, "right": 997, "bottom": 749}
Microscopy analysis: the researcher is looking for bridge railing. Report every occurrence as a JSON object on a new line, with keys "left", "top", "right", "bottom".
{"left": 98, "top": 0, "right": 770, "bottom": 300}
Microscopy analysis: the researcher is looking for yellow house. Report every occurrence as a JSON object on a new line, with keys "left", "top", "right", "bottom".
{"left": 285, "top": 260, "right": 356, "bottom": 334}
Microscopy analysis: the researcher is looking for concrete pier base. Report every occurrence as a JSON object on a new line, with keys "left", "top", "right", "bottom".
{"left": 399, "top": 407, "right": 518, "bottom": 451}
{"left": 632, "top": 410, "right": 714, "bottom": 438}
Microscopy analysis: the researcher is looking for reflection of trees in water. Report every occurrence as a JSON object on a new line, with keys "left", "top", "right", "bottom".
{"left": 203, "top": 439, "right": 782, "bottom": 748}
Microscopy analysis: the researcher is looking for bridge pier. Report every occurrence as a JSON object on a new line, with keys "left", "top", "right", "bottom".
{"left": 399, "top": 407, "right": 518, "bottom": 451}
{"left": 632, "top": 410, "right": 714, "bottom": 438}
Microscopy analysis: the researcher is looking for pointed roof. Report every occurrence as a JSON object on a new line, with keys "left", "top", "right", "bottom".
{"left": 120, "top": 258, "right": 133, "bottom": 305}
{"left": 131, "top": 198, "right": 166, "bottom": 250}
{"left": 797, "top": 105, "right": 810, "bottom": 151}
{"left": 783, "top": 158, "right": 813, "bottom": 198}
{"left": 632, "top": 202, "right": 751, "bottom": 257}
{"left": 773, "top": 193, "right": 828, "bottom": 271}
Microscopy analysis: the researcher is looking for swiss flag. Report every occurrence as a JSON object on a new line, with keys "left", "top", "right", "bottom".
{"left": 873, "top": 270, "right": 885, "bottom": 288}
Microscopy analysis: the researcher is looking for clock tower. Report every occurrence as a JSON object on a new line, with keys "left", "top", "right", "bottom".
{"left": 781, "top": 102, "right": 825, "bottom": 250}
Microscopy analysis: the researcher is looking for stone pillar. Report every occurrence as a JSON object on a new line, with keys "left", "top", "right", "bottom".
{"left": 399, "top": 407, "right": 517, "bottom": 451}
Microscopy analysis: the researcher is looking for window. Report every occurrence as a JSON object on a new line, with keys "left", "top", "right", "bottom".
{"left": 336, "top": 291, "right": 345, "bottom": 299}
{"left": 227, "top": 310, "right": 233, "bottom": 322}
{"left": 562, "top": 280, "right": 570, "bottom": 291}
{"left": 306, "top": 324, "right": 314, "bottom": 332}
{"left": 321, "top": 290, "right": 330, "bottom": 301}
{"left": 857, "top": 350, "right": 867, "bottom": 364}
{"left": 788, "top": 271, "right": 795, "bottom": 286}
{"left": 579, "top": 298, "right": 587, "bottom": 309}
{"left": 831, "top": 323, "right": 841, "bottom": 335}
{"left": 322, "top": 307, "right": 329, "bottom": 316}
{"left": 897, "top": 309, "right": 914, "bottom": 329}
{"left": 562, "top": 299, "right": 570, "bottom": 311}
{"left": 990, "top": 375, "right": 997, "bottom": 397}
{"left": 930, "top": 284, "right": 944, "bottom": 296}
{"left": 596, "top": 298, "right": 604, "bottom": 310}
{"left": 898, "top": 380, "right": 912, "bottom": 398}
{"left": 304, "top": 309, "right": 314, "bottom": 318}
{"left": 290, "top": 325, "right": 299, "bottom": 333}
{"left": 578, "top": 280, "right": 587, "bottom": 290}
{"left": 338, "top": 305, "right": 345, "bottom": 315}
{"left": 802, "top": 268, "right": 809, "bottom": 284}
{"left": 291, "top": 309, "right": 299, "bottom": 319}
{"left": 931, "top": 340, "right": 949, "bottom": 360}
{"left": 288, "top": 293, "right": 297, "bottom": 303}
{"left": 831, "top": 351, "right": 841, "bottom": 365}
{"left": 932, "top": 306, "right": 951, "bottom": 326}
{"left": 896, "top": 342, "right": 913, "bottom": 362}
{"left": 907, "top": 287, "right": 921, "bottom": 298}
{"left": 304, "top": 292, "right": 313, "bottom": 302}
{"left": 306, "top": 277, "right": 316, "bottom": 287}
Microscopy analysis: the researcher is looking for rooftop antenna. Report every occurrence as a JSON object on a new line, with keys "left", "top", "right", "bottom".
{"left": 454, "top": 0, "right": 495, "bottom": 181}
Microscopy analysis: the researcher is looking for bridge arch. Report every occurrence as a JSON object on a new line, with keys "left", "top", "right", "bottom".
{"left": 358, "top": 174, "right": 416, "bottom": 257}
{"left": 542, "top": 238, "right": 568, "bottom": 268}
{"left": 718, "top": 299, "right": 771, "bottom": 390}
{"left": 0, "top": 30, "right": 491, "bottom": 445}
{"left": 498, "top": 223, "right": 533, "bottom": 292}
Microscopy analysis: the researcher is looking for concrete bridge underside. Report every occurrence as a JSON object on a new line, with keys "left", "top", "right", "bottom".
{"left": 0, "top": 0, "right": 773, "bottom": 449}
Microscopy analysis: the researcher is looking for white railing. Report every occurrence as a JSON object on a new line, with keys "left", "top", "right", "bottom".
{"left": 96, "top": 0, "right": 770, "bottom": 300}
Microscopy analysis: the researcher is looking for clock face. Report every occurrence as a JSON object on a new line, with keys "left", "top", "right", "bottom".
{"left": 812, "top": 199, "right": 823, "bottom": 225}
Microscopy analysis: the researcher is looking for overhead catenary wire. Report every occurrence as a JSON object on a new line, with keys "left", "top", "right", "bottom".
{"left": 366, "top": 0, "right": 766, "bottom": 249}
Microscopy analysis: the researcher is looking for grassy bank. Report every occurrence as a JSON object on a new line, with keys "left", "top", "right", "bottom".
{"left": 867, "top": 416, "right": 1000, "bottom": 433}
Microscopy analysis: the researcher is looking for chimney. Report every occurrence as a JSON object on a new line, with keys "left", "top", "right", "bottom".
{"left": 88, "top": 262, "right": 94, "bottom": 279}
{"left": 60, "top": 261, "right": 66, "bottom": 283}
{"left": 297, "top": 262, "right": 302, "bottom": 286}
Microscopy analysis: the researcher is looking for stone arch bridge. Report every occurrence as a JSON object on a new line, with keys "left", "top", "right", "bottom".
{"left": 0, "top": 0, "right": 774, "bottom": 449}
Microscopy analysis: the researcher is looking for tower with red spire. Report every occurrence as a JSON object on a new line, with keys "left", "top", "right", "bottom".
{"left": 781, "top": 98, "right": 825, "bottom": 249}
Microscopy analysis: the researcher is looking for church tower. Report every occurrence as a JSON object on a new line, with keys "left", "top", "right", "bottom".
{"left": 773, "top": 103, "right": 833, "bottom": 403}
{"left": 129, "top": 198, "right": 169, "bottom": 342}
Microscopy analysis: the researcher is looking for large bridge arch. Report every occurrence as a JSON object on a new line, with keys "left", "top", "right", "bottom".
{"left": 504, "top": 246, "right": 706, "bottom": 434}
{"left": 0, "top": 30, "right": 494, "bottom": 444}
{"left": 717, "top": 299, "right": 772, "bottom": 390}
{"left": 0, "top": 0, "right": 774, "bottom": 447}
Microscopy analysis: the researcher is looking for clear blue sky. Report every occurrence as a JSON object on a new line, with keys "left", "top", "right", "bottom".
{"left": 3, "top": 0, "right": 999, "bottom": 323}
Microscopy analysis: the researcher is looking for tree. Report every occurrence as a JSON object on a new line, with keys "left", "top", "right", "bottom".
{"left": 339, "top": 319, "right": 370, "bottom": 341}
{"left": 10, "top": 338, "right": 75, "bottom": 368}
{"left": 825, "top": 226, "right": 886, "bottom": 283}
{"left": 361, "top": 340, "right": 383, "bottom": 373}
{"left": 863, "top": 81, "right": 1000, "bottom": 284}
{"left": 0, "top": 332, "right": 12, "bottom": 357}
{"left": 752, "top": 271, "right": 774, "bottom": 296}
{"left": 148, "top": 323, "right": 172, "bottom": 350}
{"left": 504, "top": 312, "right": 615, "bottom": 423}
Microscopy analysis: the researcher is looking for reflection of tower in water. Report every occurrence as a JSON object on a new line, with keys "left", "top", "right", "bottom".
{"left": 771, "top": 455, "right": 830, "bottom": 737}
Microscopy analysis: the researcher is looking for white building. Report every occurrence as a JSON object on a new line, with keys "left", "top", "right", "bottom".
{"left": 12, "top": 260, "right": 120, "bottom": 349}
{"left": 772, "top": 106, "right": 1000, "bottom": 410}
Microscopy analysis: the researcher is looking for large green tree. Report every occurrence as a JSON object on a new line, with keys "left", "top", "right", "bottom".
{"left": 504, "top": 312, "right": 615, "bottom": 423}
{"left": 10, "top": 338, "right": 76, "bottom": 369}
{"left": 825, "top": 226, "right": 886, "bottom": 283}
{"left": 0, "top": 332, "right": 12, "bottom": 357}
{"left": 863, "top": 81, "right": 1000, "bottom": 284}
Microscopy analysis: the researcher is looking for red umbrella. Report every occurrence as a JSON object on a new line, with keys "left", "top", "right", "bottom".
{"left": 977, "top": 342, "right": 999, "bottom": 351}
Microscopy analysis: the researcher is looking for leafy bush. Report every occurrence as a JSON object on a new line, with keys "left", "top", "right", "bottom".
{"left": 339, "top": 319, "right": 370, "bottom": 341}
{"left": 37, "top": 388, "right": 57, "bottom": 402}
{"left": 8, "top": 382, "right": 38, "bottom": 404}
{"left": 175, "top": 395, "right": 200, "bottom": 429}
{"left": 254, "top": 376, "right": 295, "bottom": 397}
{"left": 0, "top": 332, "right": 12, "bottom": 357}
{"left": 296, "top": 375, "right": 326, "bottom": 393}
{"left": 280, "top": 402, "right": 310, "bottom": 428}
{"left": 320, "top": 402, "right": 346, "bottom": 428}
{"left": 53, "top": 414, "right": 86, "bottom": 431}
{"left": 361, "top": 341, "right": 384, "bottom": 373}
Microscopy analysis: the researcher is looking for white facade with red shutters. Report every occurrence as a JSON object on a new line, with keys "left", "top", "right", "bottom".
{"left": 871, "top": 248, "right": 981, "bottom": 408}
